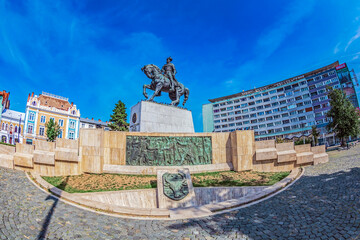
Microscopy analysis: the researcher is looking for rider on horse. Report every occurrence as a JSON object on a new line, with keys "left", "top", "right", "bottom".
{"left": 161, "top": 57, "right": 179, "bottom": 92}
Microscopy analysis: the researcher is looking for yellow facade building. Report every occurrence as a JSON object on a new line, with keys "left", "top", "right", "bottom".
{"left": 24, "top": 92, "right": 80, "bottom": 144}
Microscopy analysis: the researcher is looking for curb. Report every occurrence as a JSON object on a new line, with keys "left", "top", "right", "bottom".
{"left": 27, "top": 168, "right": 303, "bottom": 220}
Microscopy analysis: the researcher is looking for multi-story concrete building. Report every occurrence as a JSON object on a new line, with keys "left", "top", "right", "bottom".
{"left": 24, "top": 92, "right": 80, "bottom": 144}
{"left": 80, "top": 117, "right": 109, "bottom": 130}
{"left": 202, "top": 61, "right": 359, "bottom": 145}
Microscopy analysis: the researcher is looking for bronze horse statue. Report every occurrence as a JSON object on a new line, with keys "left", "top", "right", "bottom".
{"left": 141, "top": 64, "right": 189, "bottom": 106}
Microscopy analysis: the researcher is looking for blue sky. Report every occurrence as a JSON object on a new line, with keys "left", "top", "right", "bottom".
{"left": 1, "top": 0, "right": 360, "bottom": 131}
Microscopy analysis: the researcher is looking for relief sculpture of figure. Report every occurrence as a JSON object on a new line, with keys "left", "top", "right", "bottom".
{"left": 126, "top": 136, "right": 212, "bottom": 166}
{"left": 142, "top": 57, "right": 190, "bottom": 106}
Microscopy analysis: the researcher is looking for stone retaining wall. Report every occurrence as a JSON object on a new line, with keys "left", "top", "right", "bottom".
{"left": 0, "top": 129, "right": 328, "bottom": 176}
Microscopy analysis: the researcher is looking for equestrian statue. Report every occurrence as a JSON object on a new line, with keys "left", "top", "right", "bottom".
{"left": 142, "top": 57, "right": 190, "bottom": 106}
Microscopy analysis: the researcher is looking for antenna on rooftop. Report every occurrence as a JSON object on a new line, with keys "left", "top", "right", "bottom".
{"left": 42, "top": 92, "right": 69, "bottom": 101}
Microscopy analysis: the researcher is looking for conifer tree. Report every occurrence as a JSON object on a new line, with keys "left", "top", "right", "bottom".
{"left": 45, "top": 118, "right": 61, "bottom": 142}
{"left": 109, "top": 100, "right": 129, "bottom": 131}
{"left": 326, "top": 88, "right": 360, "bottom": 146}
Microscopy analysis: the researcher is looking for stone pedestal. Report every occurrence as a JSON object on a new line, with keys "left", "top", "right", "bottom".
{"left": 156, "top": 168, "right": 196, "bottom": 209}
{"left": 129, "top": 101, "right": 194, "bottom": 133}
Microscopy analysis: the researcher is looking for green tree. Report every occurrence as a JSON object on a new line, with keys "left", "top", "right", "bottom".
{"left": 326, "top": 88, "right": 360, "bottom": 146}
{"left": 108, "top": 100, "right": 129, "bottom": 131}
{"left": 45, "top": 118, "right": 61, "bottom": 142}
{"left": 311, "top": 125, "right": 320, "bottom": 146}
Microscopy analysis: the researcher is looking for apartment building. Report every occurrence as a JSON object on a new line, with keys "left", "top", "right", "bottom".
{"left": 202, "top": 61, "right": 359, "bottom": 145}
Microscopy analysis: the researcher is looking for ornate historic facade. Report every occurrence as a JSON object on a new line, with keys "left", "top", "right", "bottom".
{"left": 0, "top": 91, "right": 25, "bottom": 144}
{"left": 24, "top": 92, "right": 80, "bottom": 144}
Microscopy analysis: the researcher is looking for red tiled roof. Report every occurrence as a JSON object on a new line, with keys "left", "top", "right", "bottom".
{"left": 38, "top": 94, "right": 71, "bottom": 111}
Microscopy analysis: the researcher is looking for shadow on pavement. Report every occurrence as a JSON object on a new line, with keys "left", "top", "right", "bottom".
{"left": 37, "top": 176, "right": 69, "bottom": 240}
{"left": 167, "top": 167, "right": 360, "bottom": 239}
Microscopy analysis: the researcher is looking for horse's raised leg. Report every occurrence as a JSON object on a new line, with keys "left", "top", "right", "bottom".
{"left": 171, "top": 88, "right": 181, "bottom": 106}
{"left": 148, "top": 83, "right": 163, "bottom": 102}
{"left": 143, "top": 84, "right": 150, "bottom": 99}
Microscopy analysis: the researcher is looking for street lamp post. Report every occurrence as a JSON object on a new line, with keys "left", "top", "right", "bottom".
{"left": 18, "top": 114, "right": 21, "bottom": 143}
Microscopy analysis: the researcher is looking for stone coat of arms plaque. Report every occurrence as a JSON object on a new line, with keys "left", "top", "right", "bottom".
{"left": 162, "top": 172, "right": 189, "bottom": 201}
{"left": 156, "top": 168, "right": 196, "bottom": 209}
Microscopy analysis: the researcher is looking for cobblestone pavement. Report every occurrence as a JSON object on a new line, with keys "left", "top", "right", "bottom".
{"left": 1, "top": 148, "right": 360, "bottom": 240}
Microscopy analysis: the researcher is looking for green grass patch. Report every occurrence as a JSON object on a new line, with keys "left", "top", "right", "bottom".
{"left": 0, "top": 141, "right": 15, "bottom": 147}
{"left": 41, "top": 170, "right": 290, "bottom": 193}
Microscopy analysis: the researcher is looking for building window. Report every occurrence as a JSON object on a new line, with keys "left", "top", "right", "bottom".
{"left": 69, "top": 121, "right": 76, "bottom": 129}
{"left": 39, "top": 126, "right": 45, "bottom": 136}
{"left": 40, "top": 116, "right": 46, "bottom": 123}
{"left": 29, "top": 112, "right": 35, "bottom": 121}
{"left": 14, "top": 126, "right": 17, "bottom": 133}
{"left": 1, "top": 123, "right": 4, "bottom": 130}
{"left": 5, "top": 124, "right": 8, "bottom": 131}
{"left": 59, "top": 119, "right": 64, "bottom": 127}
{"left": 50, "top": 117, "right": 55, "bottom": 122}
{"left": 27, "top": 124, "right": 33, "bottom": 134}
{"left": 69, "top": 131, "right": 75, "bottom": 140}
{"left": 269, "top": 90, "right": 277, "bottom": 94}
{"left": 58, "top": 130, "right": 63, "bottom": 138}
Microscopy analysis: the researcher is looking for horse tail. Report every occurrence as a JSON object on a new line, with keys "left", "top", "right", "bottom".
{"left": 183, "top": 88, "right": 189, "bottom": 106}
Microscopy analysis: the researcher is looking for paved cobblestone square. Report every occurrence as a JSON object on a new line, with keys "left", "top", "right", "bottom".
{"left": 1, "top": 147, "right": 360, "bottom": 239}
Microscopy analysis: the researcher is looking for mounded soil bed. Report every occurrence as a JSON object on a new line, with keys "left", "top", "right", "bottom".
{"left": 42, "top": 171, "right": 290, "bottom": 193}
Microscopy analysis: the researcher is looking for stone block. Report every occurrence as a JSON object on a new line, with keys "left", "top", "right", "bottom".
{"left": 33, "top": 150, "right": 55, "bottom": 165}
{"left": 0, "top": 144, "right": 15, "bottom": 154}
{"left": 82, "top": 155, "right": 103, "bottom": 173}
{"left": 35, "top": 140, "right": 55, "bottom": 152}
{"left": 103, "top": 162, "right": 233, "bottom": 175}
{"left": 295, "top": 144, "right": 313, "bottom": 165}
{"left": 294, "top": 144, "right": 311, "bottom": 153}
{"left": 277, "top": 150, "right": 296, "bottom": 163}
{"left": 14, "top": 152, "right": 33, "bottom": 168}
{"left": 230, "top": 131, "right": 255, "bottom": 171}
{"left": 129, "top": 101, "right": 194, "bottom": 133}
{"left": 54, "top": 161, "right": 81, "bottom": 176}
{"left": 16, "top": 143, "right": 34, "bottom": 154}
{"left": 313, "top": 153, "right": 328, "bottom": 165}
{"left": 276, "top": 142, "right": 296, "bottom": 163}
{"left": 34, "top": 163, "right": 55, "bottom": 176}
{"left": 255, "top": 139, "right": 275, "bottom": 149}
{"left": 157, "top": 168, "right": 196, "bottom": 209}
{"left": 56, "top": 138, "right": 78, "bottom": 149}
{"left": 296, "top": 152, "right": 313, "bottom": 164}
{"left": 0, "top": 154, "right": 14, "bottom": 169}
{"left": 311, "top": 145, "right": 328, "bottom": 165}
{"left": 55, "top": 147, "right": 78, "bottom": 162}
{"left": 255, "top": 148, "right": 277, "bottom": 161}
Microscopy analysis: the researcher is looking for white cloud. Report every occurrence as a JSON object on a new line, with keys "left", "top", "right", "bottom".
{"left": 225, "top": 0, "right": 315, "bottom": 89}
{"left": 345, "top": 26, "right": 360, "bottom": 51}
{"left": 334, "top": 42, "right": 341, "bottom": 54}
